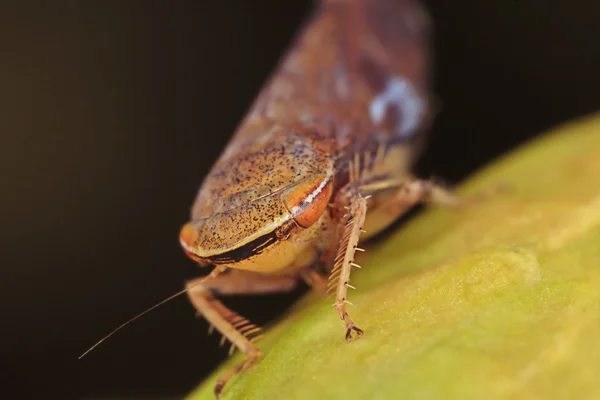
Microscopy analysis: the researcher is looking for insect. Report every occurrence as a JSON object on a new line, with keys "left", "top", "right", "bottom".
{"left": 81, "top": 0, "right": 460, "bottom": 397}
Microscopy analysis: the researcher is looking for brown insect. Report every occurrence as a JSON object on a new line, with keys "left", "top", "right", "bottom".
{"left": 81, "top": 0, "right": 459, "bottom": 397}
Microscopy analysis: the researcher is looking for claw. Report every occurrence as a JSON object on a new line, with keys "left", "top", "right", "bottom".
{"left": 345, "top": 324, "right": 365, "bottom": 342}
{"left": 214, "top": 381, "right": 225, "bottom": 398}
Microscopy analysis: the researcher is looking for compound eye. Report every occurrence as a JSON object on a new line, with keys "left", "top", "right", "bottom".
{"left": 282, "top": 174, "right": 333, "bottom": 228}
{"left": 179, "top": 223, "right": 204, "bottom": 263}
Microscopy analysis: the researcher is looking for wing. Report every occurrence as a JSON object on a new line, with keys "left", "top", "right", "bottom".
{"left": 219, "top": 0, "right": 433, "bottom": 165}
{"left": 192, "top": 0, "right": 433, "bottom": 219}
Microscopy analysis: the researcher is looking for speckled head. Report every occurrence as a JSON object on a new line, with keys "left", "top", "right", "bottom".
{"left": 179, "top": 130, "right": 335, "bottom": 274}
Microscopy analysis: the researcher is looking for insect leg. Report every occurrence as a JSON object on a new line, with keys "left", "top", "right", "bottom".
{"left": 325, "top": 177, "right": 457, "bottom": 341}
{"left": 186, "top": 271, "right": 297, "bottom": 397}
{"left": 299, "top": 267, "right": 329, "bottom": 293}
{"left": 359, "top": 177, "right": 460, "bottom": 208}
{"left": 382, "top": 178, "right": 508, "bottom": 210}
{"left": 328, "top": 194, "right": 369, "bottom": 342}
{"left": 355, "top": 177, "right": 462, "bottom": 239}
{"left": 386, "top": 178, "right": 460, "bottom": 213}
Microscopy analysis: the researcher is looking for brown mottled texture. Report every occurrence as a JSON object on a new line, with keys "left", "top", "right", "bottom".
{"left": 184, "top": 0, "right": 431, "bottom": 274}
{"left": 192, "top": 131, "right": 333, "bottom": 218}
{"left": 180, "top": 1, "right": 439, "bottom": 396}
{"left": 229, "top": 0, "right": 432, "bottom": 157}
{"left": 185, "top": 130, "right": 336, "bottom": 273}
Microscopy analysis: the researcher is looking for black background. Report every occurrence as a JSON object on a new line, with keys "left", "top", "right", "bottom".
{"left": 1, "top": 0, "right": 599, "bottom": 398}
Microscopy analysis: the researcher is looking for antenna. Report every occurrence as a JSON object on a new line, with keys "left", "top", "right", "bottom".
{"left": 79, "top": 267, "right": 224, "bottom": 359}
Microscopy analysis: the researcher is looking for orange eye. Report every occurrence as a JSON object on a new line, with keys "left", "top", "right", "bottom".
{"left": 179, "top": 223, "right": 198, "bottom": 248}
{"left": 179, "top": 223, "right": 203, "bottom": 263}
{"left": 282, "top": 174, "right": 333, "bottom": 228}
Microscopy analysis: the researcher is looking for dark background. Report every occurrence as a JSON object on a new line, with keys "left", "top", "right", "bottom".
{"left": 1, "top": 0, "right": 599, "bottom": 398}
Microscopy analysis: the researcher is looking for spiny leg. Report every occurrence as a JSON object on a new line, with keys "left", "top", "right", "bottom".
{"left": 325, "top": 150, "right": 461, "bottom": 341}
{"left": 328, "top": 194, "right": 368, "bottom": 342}
{"left": 383, "top": 178, "right": 460, "bottom": 213}
{"left": 324, "top": 152, "right": 372, "bottom": 341}
{"left": 358, "top": 171, "right": 507, "bottom": 217}
{"left": 351, "top": 143, "right": 461, "bottom": 210}
{"left": 354, "top": 177, "right": 462, "bottom": 239}
{"left": 186, "top": 271, "right": 297, "bottom": 397}
{"left": 359, "top": 177, "right": 460, "bottom": 207}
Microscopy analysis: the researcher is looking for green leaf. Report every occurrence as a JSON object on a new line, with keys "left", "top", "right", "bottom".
{"left": 188, "top": 114, "right": 600, "bottom": 400}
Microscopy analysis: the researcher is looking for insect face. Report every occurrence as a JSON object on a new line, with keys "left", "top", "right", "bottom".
{"left": 179, "top": 132, "right": 336, "bottom": 275}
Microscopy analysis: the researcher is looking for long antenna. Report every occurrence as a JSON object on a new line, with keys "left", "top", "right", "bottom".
{"left": 79, "top": 268, "right": 223, "bottom": 359}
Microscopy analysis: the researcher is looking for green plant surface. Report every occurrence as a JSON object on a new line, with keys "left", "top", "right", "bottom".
{"left": 188, "top": 114, "right": 600, "bottom": 400}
